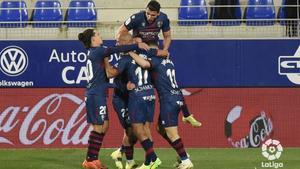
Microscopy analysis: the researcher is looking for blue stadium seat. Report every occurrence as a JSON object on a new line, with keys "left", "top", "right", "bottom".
{"left": 245, "top": 0, "right": 276, "bottom": 26}
{"left": 178, "top": 0, "right": 208, "bottom": 26}
{"left": 277, "top": 0, "right": 286, "bottom": 25}
{"left": 32, "top": 0, "right": 63, "bottom": 27}
{"left": 66, "top": 0, "right": 97, "bottom": 27}
{"left": 211, "top": 0, "right": 242, "bottom": 26}
{"left": 0, "top": 1, "right": 28, "bottom": 27}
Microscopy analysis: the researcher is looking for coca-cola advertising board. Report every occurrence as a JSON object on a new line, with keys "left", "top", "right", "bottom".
{"left": 0, "top": 88, "right": 299, "bottom": 148}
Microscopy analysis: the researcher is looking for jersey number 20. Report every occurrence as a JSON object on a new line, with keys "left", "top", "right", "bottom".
{"left": 86, "top": 60, "right": 94, "bottom": 82}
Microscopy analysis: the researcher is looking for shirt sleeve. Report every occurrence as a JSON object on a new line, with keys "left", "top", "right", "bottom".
{"left": 162, "top": 16, "right": 171, "bottom": 32}
{"left": 104, "top": 44, "right": 138, "bottom": 56}
{"left": 108, "top": 53, "right": 121, "bottom": 67}
{"left": 149, "top": 56, "right": 160, "bottom": 69}
{"left": 124, "top": 14, "right": 138, "bottom": 31}
{"left": 146, "top": 49, "right": 158, "bottom": 58}
{"left": 136, "top": 48, "right": 157, "bottom": 58}
{"left": 90, "top": 47, "right": 106, "bottom": 61}
{"left": 114, "top": 56, "right": 128, "bottom": 74}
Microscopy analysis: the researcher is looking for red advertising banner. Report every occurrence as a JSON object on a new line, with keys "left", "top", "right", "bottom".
{"left": 0, "top": 88, "right": 299, "bottom": 148}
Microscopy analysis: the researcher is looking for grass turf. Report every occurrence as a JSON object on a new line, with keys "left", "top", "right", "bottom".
{"left": 0, "top": 148, "right": 299, "bottom": 169}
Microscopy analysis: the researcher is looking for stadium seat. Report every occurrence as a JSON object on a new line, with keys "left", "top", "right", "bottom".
{"left": 178, "top": 0, "right": 208, "bottom": 26}
{"left": 32, "top": 0, "right": 63, "bottom": 27}
{"left": 277, "top": 0, "right": 286, "bottom": 25}
{"left": 211, "top": 0, "right": 242, "bottom": 26}
{"left": 0, "top": 1, "right": 28, "bottom": 28}
{"left": 245, "top": 0, "right": 276, "bottom": 26}
{"left": 66, "top": 0, "right": 97, "bottom": 27}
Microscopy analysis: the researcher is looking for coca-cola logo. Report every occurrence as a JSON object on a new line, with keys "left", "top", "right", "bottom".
{"left": 0, "top": 93, "right": 92, "bottom": 146}
{"left": 224, "top": 105, "right": 273, "bottom": 148}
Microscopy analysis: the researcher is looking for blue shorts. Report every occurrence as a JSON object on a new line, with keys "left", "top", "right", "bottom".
{"left": 159, "top": 98, "right": 183, "bottom": 127}
{"left": 85, "top": 94, "right": 109, "bottom": 125}
{"left": 128, "top": 93, "right": 155, "bottom": 124}
{"left": 112, "top": 94, "right": 131, "bottom": 129}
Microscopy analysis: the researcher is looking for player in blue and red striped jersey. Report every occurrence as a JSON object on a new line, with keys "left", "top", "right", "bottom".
{"left": 78, "top": 29, "right": 149, "bottom": 169}
{"left": 108, "top": 52, "right": 138, "bottom": 169}
{"left": 106, "top": 34, "right": 169, "bottom": 169}
{"left": 129, "top": 49, "right": 196, "bottom": 169}
{"left": 116, "top": 0, "right": 200, "bottom": 128}
{"left": 117, "top": 0, "right": 171, "bottom": 50}
{"left": 109, "top": 39, "right": 170, "bottom": 169}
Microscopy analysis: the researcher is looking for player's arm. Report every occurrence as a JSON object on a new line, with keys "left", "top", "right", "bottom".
{"left": 116, "top": 14, "right": 136, "bottom": 40}
{"left": 156, "top": 49, "right": 169, "bottom": 58}
{"left": 162, "top": 30, "right": 171, "bottom": 50}
{"left": 104, "top": 58, "right": 119, "bottom": 78}
{"left": 146, "top": 48, "right": 169, "bottom": 58}
{"left": 104, "top": 43, "right": 149, "bottom": 56}
{"left": 162, "top": 15, "right": 171, "bottom": 50}
{"left": 116, "top": 24, "right": 129, "bottom": 40}
{"left": 129, "top": 51, "right": 151, "bottom": 69}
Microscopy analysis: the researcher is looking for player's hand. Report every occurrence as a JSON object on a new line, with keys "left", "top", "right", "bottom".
{"left": 127, "top": 81, "right": 136, "bottom": 90}
{"left": 161, "top": 50, "right": 169, "bottom": 57}
{"left": 134, "top": 37, "right": 142, "bottom": 43}
{"left": 156, "top": 49, "right": 169, "bottom": 58}
{"left": 166, "top": 51, "right": 170, "bottom": 58}
{"left": 138, "top": 42, "right": 150, "bottom": 51}
{"left": 128, "top": 51, "right": 134, "bottom": 56}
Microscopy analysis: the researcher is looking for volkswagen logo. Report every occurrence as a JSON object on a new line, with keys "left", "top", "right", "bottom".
{"left": 0, "top": 46, "right": 28, "bottom": 76}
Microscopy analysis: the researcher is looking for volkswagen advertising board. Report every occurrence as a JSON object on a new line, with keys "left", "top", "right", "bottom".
{"left": 1, "top": 40, "right": 300, "bottom": 87}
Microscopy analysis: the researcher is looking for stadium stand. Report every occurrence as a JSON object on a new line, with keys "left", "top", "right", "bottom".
{"left": 32, "top": 0, "right": 63, "bottom": 27}
{"left": 245, "top": 0, "right": 276, "bottom": 26}
{"left": 211, "top": 0, "right": 242, "bottom": 26}
{"left": 178, "top": 0, "right": 209, "bottom": 26}
{"left": 66, "top": 0, "right": 97, "bottom": 27}
{"left": 0, "top": 0, "right": 295, "bottom": 39}
{"left": 277, "top": 0, "right": 285, "bottom": 25}
{"left": 0, "top": 0, "right": 28, "bottom": 27}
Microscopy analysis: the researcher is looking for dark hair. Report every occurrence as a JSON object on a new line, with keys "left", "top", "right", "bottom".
{"left": 78, "top": 29, "right": 95, "bottom": 49}
{"left": 147, "top": 0, "right": 160, "bottom": 13}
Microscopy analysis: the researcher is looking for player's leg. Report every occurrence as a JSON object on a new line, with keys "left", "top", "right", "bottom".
{"left": 132, "top": 123, "right": 157, "bottom": 169}
{"left": 156, "top": 117, "right": 172, "bottom": 144}
{"left": 144, "top": 99, "right": 161, "bottom": 169}
{"left": 181, "top": 97, "right": 202, "bottom": 127}
{"left": 110, "top": 132, "right": 126, "bottom": 169}
{"left": 124, "top": 127, "right": 138, "bottom": 169}
{"left": 129, "top": 98, "right": 158, "bottom": 169}
{"left": 83, "top": 95, "right": 108, "bottom": 169}
{"left": 144, "top": 122, "right": 153, "bottom": 141}
{"left": 111, "top": 95, "right": 126, "bottom": 168}
{"left": 111, "top": 95, "right": 138, "bottom": 169}
{"left": 165, "top": 127, "right": 193, "bottom": 169}
{"left": 142, "top": 122, "right": 161, "bottom": 169}
{"left": 159, "top": 99, "right": 193, "bottom": 169}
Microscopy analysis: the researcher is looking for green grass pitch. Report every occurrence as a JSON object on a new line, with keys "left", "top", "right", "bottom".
{"left": 0, "top": 148, "right": 299, "bottom": 169}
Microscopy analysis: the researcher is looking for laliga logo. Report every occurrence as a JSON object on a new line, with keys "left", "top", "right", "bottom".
{"left": 261, "top": 139, "right": 284, "bottom": 168}
{"left": 279, "top": 46, "right": 300, "bottom": 84}
{"left": 262, "top": 139, "right": 283, "bottom": 160}
{"left": 0, "top": 46, "right": 28, "bottom": 76}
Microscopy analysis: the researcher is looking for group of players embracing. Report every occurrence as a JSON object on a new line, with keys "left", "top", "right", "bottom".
{"left": 78, "top": 1, "right": 201, "bottom": 169}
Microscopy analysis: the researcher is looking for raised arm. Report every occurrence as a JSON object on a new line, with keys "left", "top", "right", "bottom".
{"left": 116, "top": 24, "right": 130, "bottom": 40}
{"left": 162, "top": 30, "right": 171, "bottom": 50}
{"left": 129, "top": 52, "right": 151, "bottom": 69}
